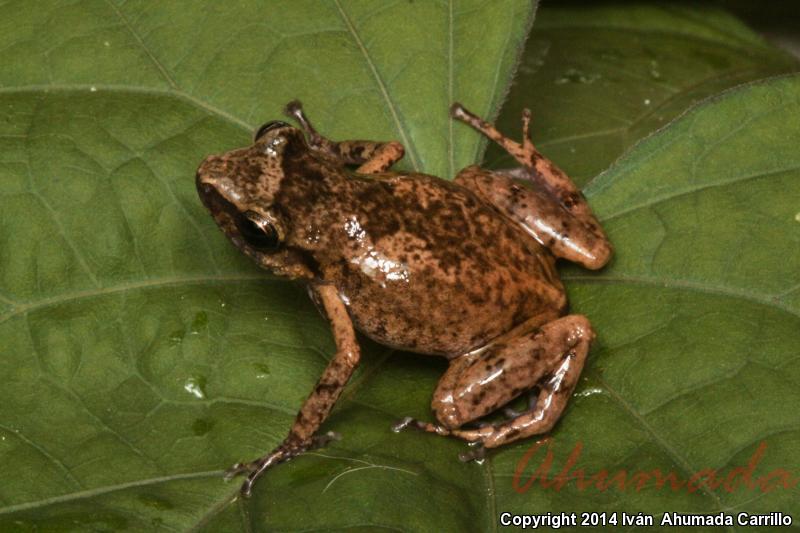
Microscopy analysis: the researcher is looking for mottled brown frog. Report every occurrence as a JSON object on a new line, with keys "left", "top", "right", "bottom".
{"left": 196, "top": 101, "right": 612, "bottom": 496}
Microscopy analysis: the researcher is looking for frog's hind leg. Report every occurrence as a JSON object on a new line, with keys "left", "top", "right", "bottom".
{"left": 284, "top": 100, "right": 405, "bottom": 174}
{"left": 394, "top": 314, "right": 594, "bottom": 450}
{"left": 451, "top": 103, "right": 611, "bottom": 269}
{"left": 451, "top": 103, "right": 579, "bottom": 202}
{"left": 456, "top": 166, "right": 611, "bottom": 269}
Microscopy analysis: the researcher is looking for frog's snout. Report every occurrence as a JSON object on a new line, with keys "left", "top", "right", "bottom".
{"left": 196, "top": 155, "right": 224, "bottom": 183}
{"left": 195, "top": 155, "right": 229, "bottom": 211}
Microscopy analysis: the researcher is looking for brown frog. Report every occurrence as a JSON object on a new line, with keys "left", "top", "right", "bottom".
{"left": 196, "top": 101, "right": 612, "bottom": 496}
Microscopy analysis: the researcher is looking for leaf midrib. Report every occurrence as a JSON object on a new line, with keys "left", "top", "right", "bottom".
{"left": 0, "top": 470, "right": 228, "bottom": 517}
{"left": 0, "top": 273, "right": 265, "bottom": 325}
{"left": 564, "top": 273, "right": 799, "bottom": 320}
{"left": 0, "top": 85, "right": 252, "bottom": 131}
{"left": 332, "top": 0, "right": 422, "bottom": 172}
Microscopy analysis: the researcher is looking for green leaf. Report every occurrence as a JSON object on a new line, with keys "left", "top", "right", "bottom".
{"left": 0, "top": 0, "right": 534, "bottom": 531}
{"left": 495, "top": 72, "right": 800, "bottom": 529}
{"left": 487, "top": 3, "right": 799, "bottom": 184}
{"left": 3, "top": 2, "right": 800, "bottom": 532}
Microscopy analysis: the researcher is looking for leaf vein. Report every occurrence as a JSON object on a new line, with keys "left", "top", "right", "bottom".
{"left": 0, "top": 470, "right": 223, "bottom": 516}
{"left": 563, "top": 274, "right": 800, "bottom": 320}
{"left": 102, "top": 0, "right": 179, "bottom": 90}
{"left": 0, "top": 273, "right": 266, "bottom": 326}
{"left": 601, "top": 164, "right": 800, "bottom": 222}
{"left": 332, "top": 0, "right": 421, "bottom": 171}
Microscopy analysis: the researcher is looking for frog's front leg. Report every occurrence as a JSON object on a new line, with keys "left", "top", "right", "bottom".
{"left": 284, "top": 100, "right": 405, "bottom": 174}
{"left": 225, "top": 283, "right": 359, "bottom": 496}
{"left": 395, "top": 314, "right": 593, "bottom": 450}
{"left": 451, "top": 103, "right": 612, "bottom": 269}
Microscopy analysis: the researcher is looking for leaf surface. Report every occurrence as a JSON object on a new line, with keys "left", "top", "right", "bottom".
{"left": 494, "top": 73, "right": 800, "bottom": 531}
{"left": 1, "top": 2, "right": 800, "bottom": 532}
{"left": 0, "top": 0, "right": 534, "bottom": 531}
{"left": 487, "top": 4, "right": 799, "bottom": 184}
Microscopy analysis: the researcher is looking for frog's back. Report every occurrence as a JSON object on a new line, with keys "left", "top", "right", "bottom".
{"left": 320, "top": 172, "right": 566, "bottom": 357}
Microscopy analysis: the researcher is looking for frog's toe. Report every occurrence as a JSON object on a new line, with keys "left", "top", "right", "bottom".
{"left": 391, "top": 416, "right": 415, "bottom": 432}
{"left": 458, "top": 444, "right": 486, "bottom": 463}
{"left": 225, "top": 436, "right": 329, "bottom": 497}
{"left": 391, "top": 417, "right": 451, "bottom": 436}
{"left": 224, "top": 452, "right": 286, "bottom": 497}
{"left": 284, "top": 99, "right": 303, "bottom": 116}
{"left": 223, "top": 461, "right": 257, "bottom": 480}
{"left": 500, "top": 389, "right": 539, "bottom": 421}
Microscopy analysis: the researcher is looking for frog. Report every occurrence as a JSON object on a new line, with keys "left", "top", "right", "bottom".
{"left": 195, "top": 100, "right": 612, "bottom": 496}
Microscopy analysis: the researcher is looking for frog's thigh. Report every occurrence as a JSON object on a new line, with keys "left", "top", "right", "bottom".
{"left": 456, "top": 168, "right": 611, "bottom": 270}
{"left": 433, "top": 314, "right": 594, "bottom": 448}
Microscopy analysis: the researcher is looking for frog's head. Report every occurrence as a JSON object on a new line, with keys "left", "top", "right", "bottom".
{"left": 195, "top": 121, "right": 318, "bottom": 279}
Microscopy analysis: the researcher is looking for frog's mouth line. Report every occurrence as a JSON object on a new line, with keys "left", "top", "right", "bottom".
{"left": 196, "top": 177, "right": 248, "bottom": 247}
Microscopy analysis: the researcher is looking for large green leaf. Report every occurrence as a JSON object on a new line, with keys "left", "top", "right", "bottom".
{"left": 0, "top": 1, "right": 535, "bottom": 531}
{"left": 487, "top": 3, "right": 799, "bottom": 184}
{"left": 2, "top": 2, "right": 799, "bottom": 533}
{"left": 496, "top": 73, "right": 800, "bottom": 531}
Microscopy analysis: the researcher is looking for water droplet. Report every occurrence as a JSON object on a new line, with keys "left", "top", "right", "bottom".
{"left": 795, "top": 212, "right": 800, "bottom": 223}
{"left": 555, "top": 68, "right": 599, "bottom": 85}
{"left": 598, "top": 49, "right": 622, "bottom": 61}
{"left": 89, "top": 86, "right": 97, "bottom": 92}
{"left": 649, "top": 60, "right": 662, "bottom": 80}
{"left": 192, "top": 418, "right": 215, "bottom": 436}
{"left": 219, "top": 299, "right": 228, "bottom": 309}
{"left": 644, "top": 99, "right": 651, "bottom": 106}
{"left": 104, "top": 40, "right": 110, "bottom": 47}
{"left": 183, "top": 376, "right": 207, "bottom": 399}
{"left": 168, "top": 329, "right": 184, "bottom": 345}
{"left": 254, "top": 363, "right": 271, "bottom": 378}
{"left": 575, "top": 386, "right": 605, "bottom": 397}
{"left": 190, "top": 311, "right": 208, "bottom": 334}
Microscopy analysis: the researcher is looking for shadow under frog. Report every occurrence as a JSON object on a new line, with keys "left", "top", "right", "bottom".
{"left": 196, "top": 100, "right": 612, "bottom": 496}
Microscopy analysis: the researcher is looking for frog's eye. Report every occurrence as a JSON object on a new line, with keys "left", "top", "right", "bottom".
{"left": 237, "top": 211, "right": 280, "bottom": 251}
{"left": 254, "top": 120, "right": 290, "bottom": 141}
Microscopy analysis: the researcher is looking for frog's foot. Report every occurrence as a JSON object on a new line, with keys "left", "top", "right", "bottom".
{"left": 284, "top": 100, "right": 324, "bottom": 144}
{"left": 284, "top": 100, "right": 405, "bottom": 173}
{"left": 392, "top": 417, "right": 452, "bottom": 436}
{"left": 419, "top": 315, "right": 594, "bottom": 450}
{"left": 225, "top": 431, "right": 340, "bottom": 497}
{"left": 392, "top": 418, "right": 489, "bottom": 462}
{"left": 501, "top": 389, "right": 539, "bottom": 420}
{"left": 451, "top": 103, "right": 612, "bottom": 269}
{"left": 393, "top": 417, "right": 495, "bottom": 447}
{"left": 450, "top": 102, "right": 534, "bottom": 167}
{"left": 459, "top": 443, "right": 486, "bottom": 463}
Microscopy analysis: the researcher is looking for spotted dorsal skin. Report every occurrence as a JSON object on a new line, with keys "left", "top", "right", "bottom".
{"left": 196, "top": 101, "right": 612, "bottom": 496}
